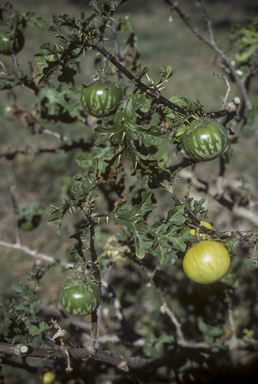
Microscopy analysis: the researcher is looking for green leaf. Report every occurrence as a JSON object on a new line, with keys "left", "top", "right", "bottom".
{"left": 29, "top": 325, "right": 41, "bottom": 336}
{"left": 154, "top": 334, "right": 174, "bottom": 353}
{"left": 47, "top": 201, "right": 72, "bottom": 236}
{"left": 111, "top": 191, "right": 156, "bottom": 258}
{"left": 31, "top": 335, "right": 43, "bottom": 347}
{"left": 110, "top": 192, "right": 190, "bottom": 262}
{"left": 133, "top": 66, "right": 149, "bottom": 82}
{"left": 0, "top": 68, "right": 26, "bottom": 90}
{"left": 117, "top": 17, "right": 134, "bottom": 33}
{"left": 155, "top": 65, "right": 174, "bottom": 86}
{"left": 235, "top": 43, "right": 258, "bottom": 63}
{"left": 29, "top": 322, "right": 52, "bottom": 337}
{"left": 198, "top": 317, "right": 224, "bottom": 337}
{"left": 76, "top": 145, "right": 114, "bottom": 173}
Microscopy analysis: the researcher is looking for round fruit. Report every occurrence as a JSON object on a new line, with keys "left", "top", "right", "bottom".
{"left": 0, "top": 29, "right": 24, "bottom": 55}
{"left": 182, "top": 120, "right": 228, "bottom": 161}
{"left": 41, "top": 372, "right": 56, "bottom": 384}
{"left": 81, "top": 79, "right": 123, "bottom": 118}
{"left": 60, "top": 274, "right": 102, "bottom": 316}
{"left": 190, "top": 220, "right": 214, "bottom": 239}
{"left": 183, "top": 240, "right": 230, "bottom": 284}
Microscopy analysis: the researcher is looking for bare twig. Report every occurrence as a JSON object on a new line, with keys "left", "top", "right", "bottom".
{"left": 109, "top": 19, "right": 123, "bottom": 82}
{"left": 89, "top": 311, "right": 98, "bottom": 352}
{"left": 37, "top": 126, "right": 69, "bottom": 142}
{"left": 10, "top": 187, "right": 21, "bottom": 245}
{"left": 62, "top": 346, "right": 73, "bottom": 372}
{"left": 50, "top": 319, "right": 67, "bottom": 343}
{"left": 227, "top": 299, "right": 238, "bottom": 350}
{"left": 0, "top": 139, "right": 93, "bottom": 159}
{"left": 158, "top": 288, "right": 186, "bottom": 345}
{"left": 101, "top": 276, "right": 129, "bottom": 339}
{"left": 11, "top": 52, "right": 19, "bottom": 69}
{"left": 215, "top": 73, "right": 231, "bottom": 109}
{"left": 167, "top": 0, "right": 252, "bottom": 110}
{"left": 0, "top": 147, "right": 63, "bottom": 159}
{"left": 178, "top": 168, "right": 258, "bottom": 228}
{"left": 0, "top": 240, "right": 73, "bottom": 268}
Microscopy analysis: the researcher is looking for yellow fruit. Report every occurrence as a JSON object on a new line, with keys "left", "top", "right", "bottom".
{"left": 190, "top": 220, "right": 214, "bottom": 238}
{"left": 41, "top": 372, "right": 56, "bottom": 384}
{"left": 183, "top": 240, "right": 230, "bottom": 284}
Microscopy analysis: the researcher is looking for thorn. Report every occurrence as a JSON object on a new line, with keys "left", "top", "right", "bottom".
{"left": 121, "top": 131, "right": 126, "bottom": 143}
{"left": 146, "top": 73, "right": 151, "bottom": 82}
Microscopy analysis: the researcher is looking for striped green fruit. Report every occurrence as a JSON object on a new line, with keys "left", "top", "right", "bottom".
{"left": 182, "top": 120, "right": 228, "bottom": 161}
{"left": 60, "top": 274, "right": 102, "bottom": 316}
{"left": 0, "top": 30, "right": 24, "bottom": 55}
{"left": 183, "top": 240, "right": 230, "bottom": 284}
{"left": 81, "top": 79, "right": 123, "bottom": 118}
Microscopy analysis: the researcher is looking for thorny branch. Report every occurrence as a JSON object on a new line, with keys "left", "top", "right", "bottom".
{"left": 81, "top": 214, "right": 101, "bottom": 351}
{"left": 91, "top": 39, "right": 236, "bottom": 120}
{"left": 0, "top": 337, "right": 255, "bottom": 374}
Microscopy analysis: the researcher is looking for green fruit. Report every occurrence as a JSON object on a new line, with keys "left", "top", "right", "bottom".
{"left": 60, "top": 274, "right": 102, "bottom": 316}
{"left": 0, "top": 29, "right": 24, "bottom": 55}
{"left": 182, "top": 120, "right": 228, "bottom": 161}
{"left": 183, "top": 240, "right": 230, "bottom": 284}
{"left": 81, "top": 79, "right": 123, "bottom": 118}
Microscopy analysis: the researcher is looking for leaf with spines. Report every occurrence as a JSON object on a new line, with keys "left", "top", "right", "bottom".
{"left": 47, "top": 201, "right": 73, "bottom": 236}
{"left": 111, "top": 191, "right": 156, "bottom": 258}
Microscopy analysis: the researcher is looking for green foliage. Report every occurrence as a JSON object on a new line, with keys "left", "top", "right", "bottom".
{"left": 48, "top": 159, "right": 99, "bottom": 235}
{"left": 225, "top": 16, "right": 258, "bottom": 82}
{"left": 143, "top": 331, "right": 174, "bottom": 357}
{"left": 0, "top": 2, "right": 44, "bottom": 32}
{"left": 243, "top": 329, "right": 258, "bottom": 349}
{"left": 17, "top": 202, "right": 44, "bottom": 231}
{"left": 197, "top": 317, "right": 225, "bottom": 344}
{"left": 244, "top": 99, "right": 258, "bottom": 141}
{"left": 36, "top": 84, "right": 85, "bottom": 123}
{"left": 0, "top": 281, "right": 52, "bottom": 346}
{"left": 0, "top": 68, "right": 26, "bottom": 90}
{"left": 230, "top": 17, "right": 258, "bottom": 65}
{"left": 1, "top": 1, "right": 258, "bottom": 383}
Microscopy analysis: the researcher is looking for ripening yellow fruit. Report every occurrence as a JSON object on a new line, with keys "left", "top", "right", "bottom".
{"left": 41, "top": 372, "right": 56, "bottom": 384}
{"left": 190, "top": 220, "right": 214, "bottom": 239}
{"left": 183, "top": 240, "right": 231, "bottom": 284}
